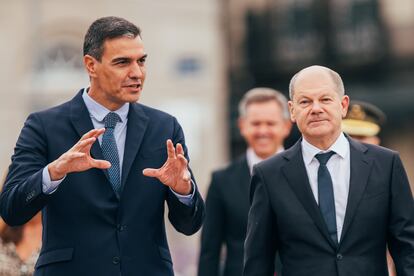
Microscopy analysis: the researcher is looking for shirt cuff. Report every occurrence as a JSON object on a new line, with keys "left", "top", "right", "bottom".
{"left": 169, "top": 180, "right": 196, "bottom": 206}
{"left": 42, "top": 166, "right": 66, "bottom": 194}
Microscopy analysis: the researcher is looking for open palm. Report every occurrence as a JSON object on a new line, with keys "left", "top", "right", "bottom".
{"left": 143, "top": 139, "right": 191, "bottom": 195}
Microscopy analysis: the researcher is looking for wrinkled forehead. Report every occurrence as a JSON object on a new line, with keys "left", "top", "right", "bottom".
{"left": 293, "top": 69, "right": 337, "bottom": 97}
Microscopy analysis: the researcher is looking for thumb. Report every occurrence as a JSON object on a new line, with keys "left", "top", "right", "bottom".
{"left": 91, "top": 159, "right": 111, "bottom": 169}
{"left": 143, "top": 168, "right": 159, "bottom": 178}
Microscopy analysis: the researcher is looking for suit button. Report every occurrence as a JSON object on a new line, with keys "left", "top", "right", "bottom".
{"left": 336, "top": 254, "right": 343, "bottom": 260}
{"left": 117, "top": 224, "right": 125, "bottom": 232}
{"left": 112, "top": 256, "right": 120, "bottom": 265}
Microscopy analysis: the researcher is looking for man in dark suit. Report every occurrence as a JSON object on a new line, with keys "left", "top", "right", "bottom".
{"left": 198, "top": 88, "right": 291, "bottom": 276}
{"left": 244, "top": 65, "right": 414, "bottom": 276}
{"left": 0, "top": 16, "right": 204, "bottom": 276}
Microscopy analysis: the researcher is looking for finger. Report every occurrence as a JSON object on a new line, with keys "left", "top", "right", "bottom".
{"left": 143, "top": 168, "right": 160, "bottom": 178}
{"left": 73, "top": 137, "right": 96, "bottom": 152}
{"left": 177, "top": 154, "right": 188, "bottom": 166}
{"left": 71, "top": 129, "right": 103, "bottom": 152}
{"left": 80, "top": 128, "right": 105, "bottom": 141}
{"left": 90, "top": 159, "right": 111, "bottom": 169}
{"left": 82, "top": 137, "right": 98, "bottom": 153}
{"left": 166, "top": 139, "right": 176, "bottom": 159}
{"left": 176, "top": 143, "right": 184, "bottom": 156}
{"left": 71, "top": 152, "right": 86, "bottom": 159}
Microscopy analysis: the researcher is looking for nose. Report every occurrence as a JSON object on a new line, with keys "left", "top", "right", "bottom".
{"left": 257, "top": 124, "right": 269, "bottom": 135}
{"left": 129, "top": 62, "right": 144, "bottom": 79}
{"left": 310, "top": 101, "right": 323, "bottom": 114}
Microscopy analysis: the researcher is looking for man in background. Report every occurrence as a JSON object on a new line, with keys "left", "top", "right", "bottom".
{"left": 198, "top": 88, "right": 291, "bottom": 276}
{"left": 342, "top": 100, "right": 386, "bottom": 145}
{"left": 0, "top": 16, "right": 204, "bottom": 276}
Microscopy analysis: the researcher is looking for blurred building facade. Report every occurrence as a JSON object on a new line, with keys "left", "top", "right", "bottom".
{"left": 223, "top": 0, "right": 414, "bottom": 189}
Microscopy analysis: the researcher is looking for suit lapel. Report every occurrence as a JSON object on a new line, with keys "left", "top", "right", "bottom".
{"left": 120, "top": 103, "right": 149, "bottom": 189}
{"left": 282, "top": 140, "right": 338, "bottom": 249}
{"left": 236, "top": 156, "right": 251, "bottom": 202}
{"left": 69, "top": 90, "right": 109, "bottom": 180}
{"left": 339, "top": 138, "right": 371, "bottom": 243}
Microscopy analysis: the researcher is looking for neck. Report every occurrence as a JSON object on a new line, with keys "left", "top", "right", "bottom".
{"left": 87, "top": 87, "right": 122, "bottom": 111}
{"left": 304, "top": 132, "right": 341, "bottom": 151}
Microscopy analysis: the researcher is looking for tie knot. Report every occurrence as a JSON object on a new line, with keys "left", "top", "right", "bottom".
{"left": 315, "top": 151, "right": 335, "bottom": 165}
{"left": 104, "top": 112, "right": 121, "bottom": 129}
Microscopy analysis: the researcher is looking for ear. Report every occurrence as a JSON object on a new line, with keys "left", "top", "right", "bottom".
{"left": 341, "top": 95, "right": 350, "bottom": 118}
{"left": 83, "top": 55, "right": 99, "bottom": 78}
{"left": 238, "top": 117, "right": 246, "bottom": 137}
{"left": 288, "top": 101, "right": 296, "bottom": 123}
{"left": 283, "top": 120, "right": 293, "bottom": 137}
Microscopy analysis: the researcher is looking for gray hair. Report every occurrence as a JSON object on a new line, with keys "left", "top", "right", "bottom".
{"left": 238, "top": 87, "right": 290, "bottom": 120}
{"left": 288, "top": 65, "right": 345, "bottom": 99}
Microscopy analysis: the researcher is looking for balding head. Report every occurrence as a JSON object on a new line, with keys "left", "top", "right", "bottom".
{"left": 287, "top": 65, "right": 349, "bottom": 149}
{"left": 289, "top": 65, "right": 345, "bottom": 100}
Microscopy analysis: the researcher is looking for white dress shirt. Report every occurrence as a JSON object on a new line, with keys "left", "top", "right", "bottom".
{"left": 246, "top": 146, "right": 284, "bottom": 175}
{"left": 301, "top": 133, "right": 350, "bottom": 241}
{"left": 42, "top": 89, "right": 194, "bottom": 204}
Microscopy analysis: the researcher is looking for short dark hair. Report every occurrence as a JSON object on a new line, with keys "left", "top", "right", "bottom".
{"left": 83, "top": 16, "right": 141, "bottom": 61}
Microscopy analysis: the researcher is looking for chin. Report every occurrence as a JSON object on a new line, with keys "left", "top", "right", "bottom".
{"left": 255, "top": 149, "right": 274, "bottom": 159}
{"left": 125, "top": 94, "right": 141, "bottom": 103}
{"left": 307, "top": 125, "right": 332, "bottom": 135}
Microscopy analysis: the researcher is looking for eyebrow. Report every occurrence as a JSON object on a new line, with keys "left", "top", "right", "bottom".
{"left": 111, "top": 54, "right": 148, "bottom": 63}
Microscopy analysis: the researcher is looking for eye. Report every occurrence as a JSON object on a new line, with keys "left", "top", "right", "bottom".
{"left": 114, "top": 59, "right": 129, "bottom": 66}
{"left": 299, "top": 99, "right": 310, "bottom": 105}
{"left": 322, "top": 98, "right": 332, "bottom": 103}
{"left": 138, "top": 57, "right": 146, "bottom": 65}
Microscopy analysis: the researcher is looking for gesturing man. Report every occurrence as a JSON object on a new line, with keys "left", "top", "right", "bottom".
{"left": 0, "top": 16, "right": 204, "bottom": 276}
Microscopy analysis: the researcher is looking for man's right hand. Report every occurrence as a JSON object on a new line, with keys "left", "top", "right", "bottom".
{"left": 48, "top": 128, "right": 111, "bottom": 181}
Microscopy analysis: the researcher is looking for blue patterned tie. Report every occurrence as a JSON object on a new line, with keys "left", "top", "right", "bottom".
{"left": 315, "top": 151, "right": 338, "bottom": 244}
{"left": 102, "top": 112, "right": 121, "bottom": 196}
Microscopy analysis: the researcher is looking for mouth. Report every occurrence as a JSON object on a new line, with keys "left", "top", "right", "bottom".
{"left": 308, "top": 119, "right": 327, "bottom": 125}
{"left": 123, "top": 83, "right": 142, "bottom": 92}
{"left": 254, "top": 136, "right": 273, "bottom": 144}
{"left": 124, "top": 83, "right": 141, "bottom": 89}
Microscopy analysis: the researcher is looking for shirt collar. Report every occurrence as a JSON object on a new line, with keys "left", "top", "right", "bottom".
{"left": 246, "top": 146, "right": 284, "bottom": 174}
{"left": 301, "top": 132, "right": 349, "bottom": 165}
{"left": 82, "top": 88, "right": 129, "bottom": 123}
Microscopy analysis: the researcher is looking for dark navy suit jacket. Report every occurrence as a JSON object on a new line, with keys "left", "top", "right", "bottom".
{"left": 198, "top": 156, "right": 251, "bottom": 276}
{"left": 244, "top": 138, "right": 414, "bottom": 276}
{"left": 0, "top": 91, "right": 205, "bottom": 276}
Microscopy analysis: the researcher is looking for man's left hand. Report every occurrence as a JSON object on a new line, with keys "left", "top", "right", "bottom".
{"left": 143, "top": 139, "right": 192, "bottom": 195}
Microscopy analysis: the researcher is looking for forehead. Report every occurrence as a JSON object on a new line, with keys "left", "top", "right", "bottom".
{"left": 245, "top": 100, "right": 284, "bottom": 118}
{"left": 293, "top": 69, "right": 337, "bottom": 98}
{"left": 102, "top": 36, "right": 145, "bottom": 59}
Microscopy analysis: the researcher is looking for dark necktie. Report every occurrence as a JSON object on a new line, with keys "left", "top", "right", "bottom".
{"left": 315, "top": 151, "right": 337, "bottom": 244}
{"left": 102, "top": 112, "right": 121, "bottom": 196}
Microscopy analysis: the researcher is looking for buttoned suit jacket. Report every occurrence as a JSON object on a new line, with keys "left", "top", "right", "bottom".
{"left": 244, "top": 137, "right": 414, "bottom": 276}
{"left": 0, "top": 91, "right": 205, "bottom": 276}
